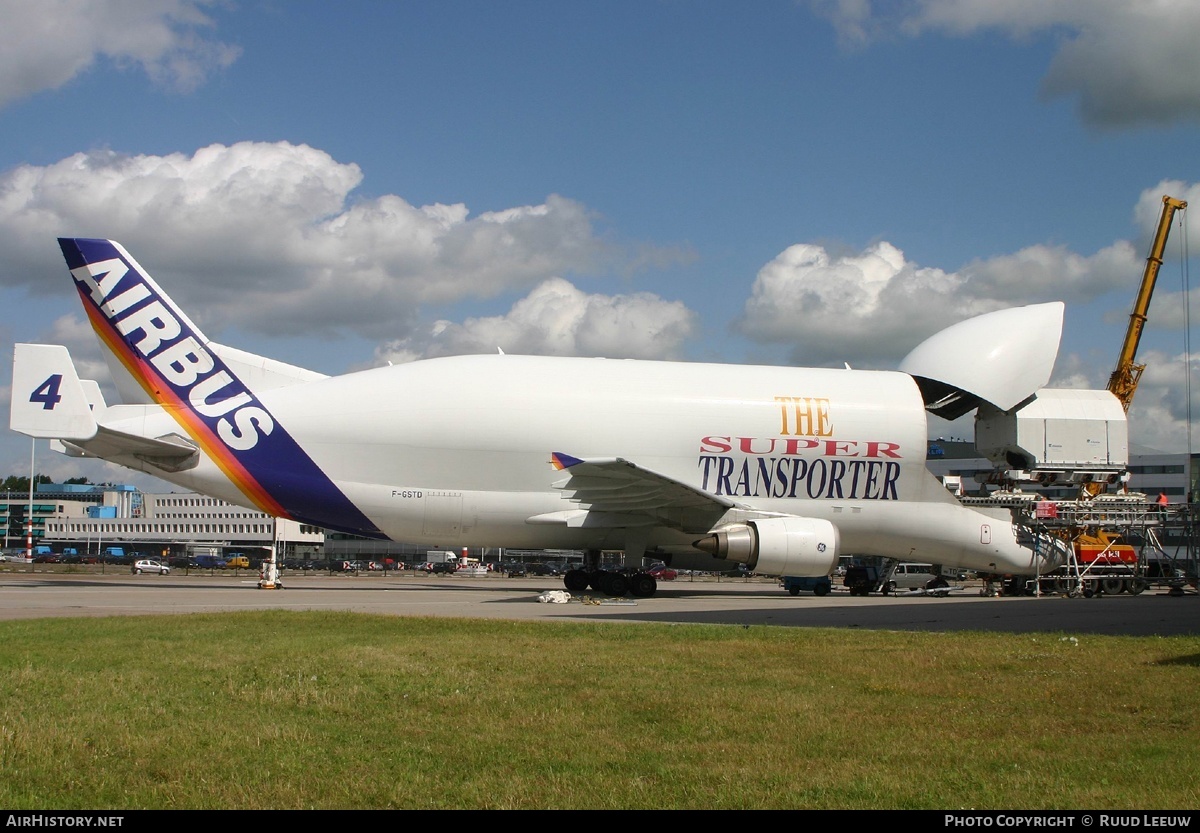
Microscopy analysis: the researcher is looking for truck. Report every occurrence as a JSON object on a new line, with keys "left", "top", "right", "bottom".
{"left": 423, "top": 550, "right": 459, "bottom": 573}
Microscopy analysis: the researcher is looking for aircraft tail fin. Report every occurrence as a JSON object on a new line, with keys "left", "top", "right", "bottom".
{"left": 52, "top": 239, "right": 383, "bottom": 536}
{"left": 58, "top": 238, "right": 324, "bottom": 406}
{"left": 9, "top": 343, "right": 99, "bottom": 440}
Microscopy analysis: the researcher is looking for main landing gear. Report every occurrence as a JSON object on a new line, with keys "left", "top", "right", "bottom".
{"left": 563, "top": 568, "right": 658, "bottom": 598}
{"left": 563, "top": 549, "right": 659, "bottom": 597}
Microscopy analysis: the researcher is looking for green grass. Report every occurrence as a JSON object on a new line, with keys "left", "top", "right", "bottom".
{"left": 0, "top": 611, "right": 1196, "bottom": 809}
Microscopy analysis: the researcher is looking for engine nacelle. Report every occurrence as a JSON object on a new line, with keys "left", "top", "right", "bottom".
{"left": 693, "top": 517, "right": 839, "bottom": 577}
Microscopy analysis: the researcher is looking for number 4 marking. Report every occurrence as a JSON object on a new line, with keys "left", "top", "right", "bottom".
{"left": 30, "top": 374, "right": 64, "bottom": 410}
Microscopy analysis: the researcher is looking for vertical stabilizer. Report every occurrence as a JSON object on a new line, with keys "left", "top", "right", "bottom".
{"left": 10, "top": 343, "right": 98, "bottom": 440}
{"left": 54, "top": 238, "right": 382, "bottom": 537}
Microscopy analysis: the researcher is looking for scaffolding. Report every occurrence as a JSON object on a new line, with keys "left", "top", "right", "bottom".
{"left": 961, "top": 493, "right": 1200, "bottom": 597}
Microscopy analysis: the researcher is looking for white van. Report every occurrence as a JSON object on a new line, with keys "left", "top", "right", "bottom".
{"left": 885, "top": 562, "right": 940, "bottom": 592}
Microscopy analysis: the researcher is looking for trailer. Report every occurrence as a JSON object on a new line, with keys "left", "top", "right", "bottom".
{"left": 782, "top": 575, "right": 833, "bottom": 596}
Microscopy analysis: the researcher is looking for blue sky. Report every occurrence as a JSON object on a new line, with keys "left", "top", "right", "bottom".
{"left": 2, "top": 0, "right": 1200, "bottom": 488}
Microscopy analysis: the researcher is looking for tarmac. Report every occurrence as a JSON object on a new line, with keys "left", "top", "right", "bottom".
{"left": 0, "top": 568, "right": 1196, "bottom": 635}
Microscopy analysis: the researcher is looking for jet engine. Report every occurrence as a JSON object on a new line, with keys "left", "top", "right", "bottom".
{"left": 693, "top": 517, "right": 839, "bottom": 577}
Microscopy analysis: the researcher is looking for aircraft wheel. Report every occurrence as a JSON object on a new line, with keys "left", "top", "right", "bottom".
{"left": 629, "top": 573, "right": 657, "bottom": 598}
{"left": 604, "top": 572, "right": 629, "bottom": 597}
{"left": 564, "top": 569, "right": 590, "bottom": 592}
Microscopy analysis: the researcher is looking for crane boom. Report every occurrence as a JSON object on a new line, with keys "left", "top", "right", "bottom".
{"left": 1106, "top": 195, "right": 1188, "bottom": 412}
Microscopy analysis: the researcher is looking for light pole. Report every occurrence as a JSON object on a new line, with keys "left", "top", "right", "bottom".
{"left": 25, "top": 438, "right": 35, "bottom": 566}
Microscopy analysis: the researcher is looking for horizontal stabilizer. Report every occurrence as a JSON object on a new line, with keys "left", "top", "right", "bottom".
{"left": 79, "top": 424, "right": 199, "bottom": 472}
{"left": 9, "top": 344, "right": 98, "bottom": 440}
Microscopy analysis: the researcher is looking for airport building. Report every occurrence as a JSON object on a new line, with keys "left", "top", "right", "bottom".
{"left": 2, "top": 481, "right": 323, "bottom": 561}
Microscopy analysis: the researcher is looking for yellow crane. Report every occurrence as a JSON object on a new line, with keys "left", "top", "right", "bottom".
{"left": 1106, "top": 194, "right": 1188, "bottom": 412}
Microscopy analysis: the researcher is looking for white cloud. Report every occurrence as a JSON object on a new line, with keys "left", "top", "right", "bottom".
{"left": 735, "top": 240, "right": 975, "bottom": 367}
{"left": 0, "top": 142, "right": 615, "bottom": 340}
{"left": 735, "top": 240, "right": 1042, "bottom": 368}
{"left": 810, "top": 0, "right": 1200, "bottom": 127}
{"left": 374, "top": 277, "right": 697, "bottom": 364}
{"left": 737, "top": 180, "right": 1195, "bottom": 369}
{"left": 955, "top": 242, "right": 1139, "bottom": 304}
{"left": 1117, "top": 348, "right": 1200, "bottom": 453}
{"left": 0, "top": 0, "right": 240, "bottom": 109}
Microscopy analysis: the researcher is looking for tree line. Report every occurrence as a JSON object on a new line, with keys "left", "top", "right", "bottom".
{"left": 2, "top": 475, "right": 90, "bottom": 493}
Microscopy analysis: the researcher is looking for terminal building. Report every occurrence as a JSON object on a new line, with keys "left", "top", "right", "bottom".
{"left": 2, "top": 481, "right": 323, "bottom": 562}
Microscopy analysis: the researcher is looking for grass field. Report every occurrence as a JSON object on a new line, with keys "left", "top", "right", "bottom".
{"left": 0, "top": 610, "right": 1196, "bottom": 809}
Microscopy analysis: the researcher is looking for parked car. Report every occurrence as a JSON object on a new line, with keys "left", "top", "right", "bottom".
{"left": 132, "top": 559, "right": 170, "bottom": 575}
{"left": 648, "top": 565, "right": 678, "bottom": 581}
{"left": 505, "top": 563, "right": 528, "bottom": 577}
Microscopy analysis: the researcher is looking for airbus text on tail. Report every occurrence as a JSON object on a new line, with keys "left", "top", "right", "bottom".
{"left": 54, "top": 238, "right": 381, "bottom": 535}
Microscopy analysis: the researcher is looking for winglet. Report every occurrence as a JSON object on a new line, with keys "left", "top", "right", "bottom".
{"left": 551, "top": 451, "right": 584, "bottom": 471}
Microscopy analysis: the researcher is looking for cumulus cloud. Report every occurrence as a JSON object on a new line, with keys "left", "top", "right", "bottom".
{"left": 810, "top": 0, "right": 1200, "bottom": 127}
{"left": 1113, "top": 349, "right": 1200, "bottom": 453}
{"left": 734, "top": 178, "right": 1200, "bottom": 369}
{"left": 373, "top": 277, "right": 697, "bottom": 364}
{"left": 0, "top": 0, "right": 240, "bottom": 109}
{"left": 0, "top": 141, "right": 618, "bottom": 340}
{"left": 734, "top": 237, "right": 1141, "bottom": 368}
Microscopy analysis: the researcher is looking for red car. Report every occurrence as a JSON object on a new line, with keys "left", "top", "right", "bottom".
{"left": 648, "top": 565, "right": 677, "bottom": 581}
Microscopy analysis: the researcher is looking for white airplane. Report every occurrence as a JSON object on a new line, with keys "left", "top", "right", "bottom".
{"left": 10, "top": 238, "right": 1075, "bottom": 597}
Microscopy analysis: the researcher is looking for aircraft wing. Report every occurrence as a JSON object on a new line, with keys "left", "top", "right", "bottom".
{"left": 527, "top": 452, "right": 740, "bottom": 533}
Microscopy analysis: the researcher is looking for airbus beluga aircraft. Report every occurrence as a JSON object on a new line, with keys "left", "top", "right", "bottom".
{"left": 11, "top": 238, "right": 1076, "bottom": 597}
